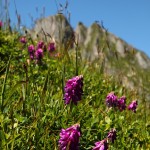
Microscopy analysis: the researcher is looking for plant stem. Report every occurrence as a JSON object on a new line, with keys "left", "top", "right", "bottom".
{"left": 1, "top": 54, "right": 11, "bottom": 112}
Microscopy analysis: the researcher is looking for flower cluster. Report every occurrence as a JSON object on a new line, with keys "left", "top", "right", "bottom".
{"left": 59, "top": 124, "right": 81, "bottom": 150}
{"left": 58, "top": 125, "right": 117, "bottom": 150}
{"left": 18, "top": 35, "right": 62, "bottom": 65}
{"left": 63, "top": 75, "right": 83, "bottom": 105}
{"left": 27, "top": 43, "right": 44, "bottom": 63}
{"left": 106, "top": 92, "right": 138, "bottom": 112}
{"left": 20, "top": 38, "right": 57, "bottom": 64}
{"left": 59, "top": 123, "right": 117, "bottom": 150}
{"left": 106, "top": 92, "right": 126, "bottom": 111}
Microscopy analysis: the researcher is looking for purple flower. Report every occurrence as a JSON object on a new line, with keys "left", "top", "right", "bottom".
{"left": 107, "top": 128, "right": 117, "bottom": 143}
{"left": 28, "top": 45, "right": 35, "bottom": 53}
{"left": 20, "top": 37, "right": 26, "bottom": 44}
{"left": 37, "top": 41, "right": 44, "bottom": 49}
{"left": 59, "top": 124, "right": 81, "bottom": 150}
{"left": 128, "top": 100, "right": 138, "bottom": 113}
{"left": 35, "top": 48, "right": 43, "bottom": 61}
{"left": 48, "top": 42, "right": 55, "bottom": 52}
{"left": 117, "top": 96, "right": 126, "bottom": 111}
{"left": 0, "top": 21, "right": 2, "bottom": 28}
{"left": 92, "top": 139, "right": 108, "bottom": 150}
{"left": 106, "top": 92, "right": 118, "bottom": 107}
{"left": 29, "top": 54, "right": 34, "bottom": 60}
{"left": 63, "top": 75, "right": 83, "bottom": 105}
{"left": 28, "top": 45, "right": 35, "bottom": 60}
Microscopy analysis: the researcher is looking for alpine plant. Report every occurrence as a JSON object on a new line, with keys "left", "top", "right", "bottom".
{"left": 106, "top": 92, "right": 118, "bottom": 108}
{"left": 128, "top": 100, "right": 138, "bottom": 113}
{"left": 58, "top": 124, "right": 81, "bottom": 150}
{"left": 92, "top": 139, "right": 108, "bottom": 150}
{"left": 107, "top": 128, "right": 117, "bottom": 143}
{"left": 63, "top": 75, "right": 83, "bottom": 105}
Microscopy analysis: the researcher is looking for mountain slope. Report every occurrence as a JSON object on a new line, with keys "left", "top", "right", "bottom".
{"left": 29, "top": 14, "right": 150, "bottom": 103}
{"left": 76, "top": 22, "right": 150, "bottom": 101}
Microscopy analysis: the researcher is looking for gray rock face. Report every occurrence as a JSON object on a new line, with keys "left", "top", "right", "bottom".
{"left": 75, "top": 22, "right": 87, "bottom": 45}
{"left": 29, "top": 14, "right": 74, "bottom": 46}
{"left": 115, "top": 39, "right": 125, "bottom": 57}
{"left": 75, "top": 22, "right": 150, "bottom": 70}
{"left": 136, "top": 52, "right": 150, "bottom": 69}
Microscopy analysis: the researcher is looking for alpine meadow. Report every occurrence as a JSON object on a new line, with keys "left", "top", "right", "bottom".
{"left": 0, "top": 1, "right": 150, "bottom": 149}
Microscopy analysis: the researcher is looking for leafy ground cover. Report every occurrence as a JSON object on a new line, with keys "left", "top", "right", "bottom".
{"left": 0, "top": 21, "right": 150, "bottom": 150}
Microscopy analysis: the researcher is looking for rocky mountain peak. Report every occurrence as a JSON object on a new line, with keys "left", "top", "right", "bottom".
{"left": 29, "top": 14, "right": 150, "bottom": 69}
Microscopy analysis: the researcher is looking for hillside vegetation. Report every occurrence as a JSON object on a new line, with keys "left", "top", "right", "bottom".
{"left": 0, "top": 14, "right": 150, "bottom": 149}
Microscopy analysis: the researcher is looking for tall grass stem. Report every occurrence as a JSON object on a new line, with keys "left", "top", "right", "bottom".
{"left": 1, "top": 54, "right": 11, "bottom": 112}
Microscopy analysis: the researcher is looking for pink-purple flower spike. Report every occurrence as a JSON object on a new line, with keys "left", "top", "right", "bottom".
{"left": 48, "top": 42, "right": 55, "bottom": 52}
{"left": 37, "top": 41, "right": 44, "bottom": 49}
{"left": 0, "top": 21, "right": 3, "bottom": 28}
{"left": 28, "top": 45, "right": 35, "bottom": 60}
{"left": 35, "top": 48, "right": 43, "bottom": 61}
{"left": 106, "top": 92, "right": 118, "bottom": 107}
{"left": 92, "top": 139, "right": 108, "bottom": 150}
{"left": 20, "top": 37, "right": 27, "bottom": 44}
{"left": 117, "top": 96, "right": 126, "bottom": 111}
{"left": 107, "top": 128, "right": 117, "bottom": 143}
{"left": 128, "top": 100, "right": 138, "bottom": 113}
{"left": 59, "top": 124, "right": 81, "bottom": 150}
{"left": 63, "top": 75, "right": 83, "bottom": 105}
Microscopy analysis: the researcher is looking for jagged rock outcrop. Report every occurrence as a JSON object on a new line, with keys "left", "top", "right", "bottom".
{"left": 75, "top": 21, "right": 150, "bottom": 70}
{"left": 136, "top": 51, "right": 150, "bottom": 69}
{"left": 75, "top": 22, "right": 87, "bottom": 45}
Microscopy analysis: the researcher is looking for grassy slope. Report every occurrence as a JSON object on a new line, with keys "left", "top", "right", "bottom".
{"left": 0, "top": 27, "right": 150, "bottom": 149}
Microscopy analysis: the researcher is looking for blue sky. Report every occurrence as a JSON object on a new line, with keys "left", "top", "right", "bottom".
{"left": 6, "top": 0, "right": 150, "bottom": 57}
